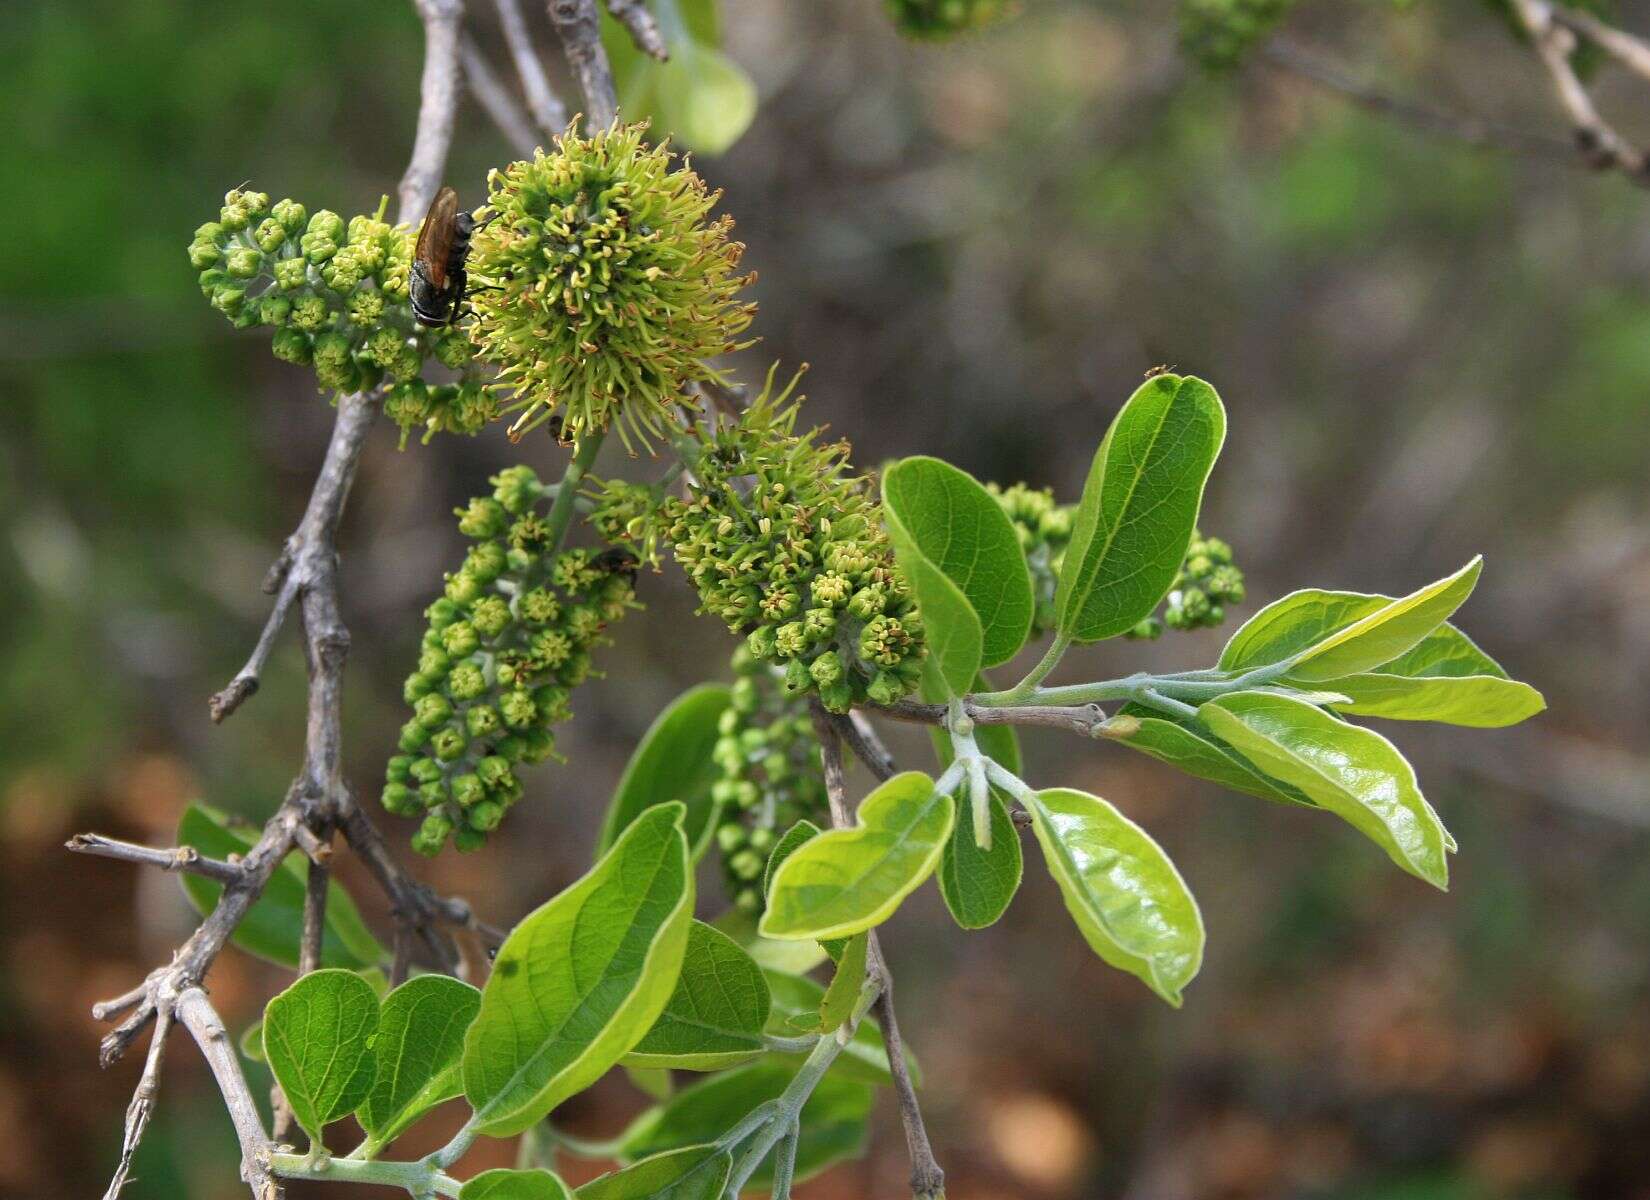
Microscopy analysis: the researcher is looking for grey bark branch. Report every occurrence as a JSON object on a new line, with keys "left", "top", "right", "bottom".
{"left": 175, "top": 988, "right": 279, "bottom": 1199}
{"left": 1549, "top": 3, "right": 1650, "bottom": 82}
{"left": 67, "top": 833, "right": 244, "bottom": 885}
{"left": 809, "top": 705, "right": 945, "bottom": 1200}
{"left": 494, "top": 0, "right": 570, "bottom": 133}
{"left": 868, "top": 696, "right": 1110, "bottom": 738}
{"left": 548, "top": 0, "right": 619, "bottom": 127}
{"left": 462, "top": 33, "right": 543, "bottom": 156}
{"left": 400, "top": 0, "right": 468, "bottom": 224}
{"left": 605, "top": 0, "right": 667, "bottom": 60}
{"left": 1509, "top": 0, "right": 1649, "bottom": 178}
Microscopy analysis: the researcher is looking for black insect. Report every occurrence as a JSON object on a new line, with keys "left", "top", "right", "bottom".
{"left": 410, "top": 187, "right": 483, "bottom": 327}
{"left": 591, "top": 547, "right": 641, "bottom": 585}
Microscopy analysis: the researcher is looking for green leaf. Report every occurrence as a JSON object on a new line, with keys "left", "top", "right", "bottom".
{"left": 708, "top": 909, "right": 829, "bottom": 976}
{"left": 576, "top": 1147, "right": 731, "bottom": 1200}
{"left": 1111, "top": 703, "right": 1314, "bottom": 808}
{"left": 357, "top": 974, "right": 481, "bottom": 1152}
{"left": 1198, "top": 692, "right": 1452, "bottom": 889}
{"left": 238, "top": 1019, "right": 265, "bottom": 1064}
{"left": 626, "top": 1066, "right": 676, "bottom": 1102}
{"left": 618, "top": 1063, "right": 874, "bottom": 1189}
{"left": 1025, "top": 788, "right": 1205, "bottom": 1006}
{"left": 625, "top": 921, "right": 770, "bottom": 1071}
{"left": 763, "top": 821, "right": 823, "bottom": 899}
{"left": 761, "top": 971, "right": 914, "bottom": 1086}
{"left": 1056, "top": 374, "right": 1227, "bottom": 643}
{"left": 882, "top": 456, "right": 1035, "bottom": 668}
{"left": 760, "top": 772, "right": 954, "bottom": 941}
{"left": 650, "top": 42, "right": 758, "bottom": 157}
{"left": 1320, "top": 625, "right": 1545, "bottom": 727}
{"left": 262, "top": 969, "right": 380, "bottom": 1142}
{"left": 882, "top": 492, "right": 984, "bottom": 698}
{"left": 599, "top": 684, "right": 732, "bottom": 862}
{"left": 938, "top": 788, "right": 1022, "bottom": 929}
{"left": 1218, "top": 560, "right": 1482, "bottom": 682}
{"left": 464, "top": 804, "right": 695, "bottom": 1136}
{"left": 463, "top": 1168, "right": 574, "bottom": 1200}
{"left": 177, "top": 804, "right": 384, "bottom": 969}
{"left": 816, "top": 934, "right": 869, "bottom": 1033}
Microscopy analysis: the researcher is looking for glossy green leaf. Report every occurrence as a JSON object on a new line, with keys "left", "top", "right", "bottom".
{"left": 882, "top": 491, "right": 984, "bottom": 698}
{"left": 1112, "top": 703, "right": 1314, "bottom": 808}
{"left": 1026, "top": 788, "right": 1205, "bottom": 1006}
{"left": 1056, "top": 374, "right": 1227, "bottom": 643}
{"left": 817, "top": 933, "right": 869, "bottom": 1034}
{"left": 1321, "top": 625, "right": 1544, "bottom": 727}
{"left": 760, "top": 772, "right": 954, "bottom": 941}
{"left": 625, "top": 921, "right": 770, "bottom": 1071}
{"left": 1218, "top": 559, "right": 1482, "bottom": 682}
{"left": 576, "top": 1146, "right": 731, "bottom": 1200}
{"left": 177, "top": 804, "right": 383, "bottom": 969}
{"left": 708, "top": 909, "right": 829, "bottom": 976}
{"left": 463, "top": 1168, "right": 573, "bottom": 1200}
{"left": 761, "top": 971, "right": 913, "bottom": 1086}
{"left": 357, "top": 974, "right": 481, "bottom": 1152}
{"left": 1199, "top": 692, "right": 1451, "bottom": 888}
{"left": 262, "top": 969, "right": 380, "bottom": 1142}
{"left": 882, "top": 456, "right": 1035, "bottom": 668}
{"left": 618, "top": 1062, "right": 874, "bottom": 1189}
{"left": 763, "top": 821, "right": 822, "bottom": 899}
{"left": 938, "top": 788, "right": 1022, "bottom": 929}
{"left": 464, "top": 804, "right": 695, "bottom": 1136}
{"left": 599, "top": 684, "right": 732, "bottom": 861}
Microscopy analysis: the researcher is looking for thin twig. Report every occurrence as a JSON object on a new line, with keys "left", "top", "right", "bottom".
{"left": 102, "top": 1003, "right": 173, "bottom": 1200}
{"left": 605, "top": 0, "right": 667, "bottom": 60}
{"left": 1509, "top": 0, "right": 1648, "bottom": 177}
{"left": 67, "top": 833, "right": 243, "bottom": 886}
{"left": 493, "top": 0, "right": 570, "bottom": 133}
{"left": 401, "top": 0, "right": 468, "bottom": 224}
{"left": 175, "top": 988, "right": 278, "bottom": 1199}
{"left": 461, "top": 33, "right": 542, "bottom": 156}
{"left": 868, "top": 696, "right": 1110, "bottom": 738}
{"left": 547, "top": 0, "right": 619, "bottom": 127}
{"left": 1550, "top": 3, "right": 1650, "bottom": 82}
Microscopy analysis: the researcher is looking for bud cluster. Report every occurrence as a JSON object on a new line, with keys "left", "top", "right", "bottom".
{"left": 467, "top": 123, "right": 757, "bottom": 450}
{"left": 885, "top": 0, "right": 1014, "bottom": 38}
{"left": 988, "top": 483, "right": 1075, "bottom": 637}
{"left": 1126, "top": 529, "right": 1246, "bottom": 640}
{"left": 381, "top": 465, "right": 637, "bottom": 855}
{"left": 189, "top": 187, "right": 481, "bottom": 420}
{"left": 660, "top": 380, "right": 927, "bottom": 713}
{"left": 1179, "top": 0, "right": 1298, "bottom": 70}
{"left": 712, "top": 648, "right": 829, "bottom": 914}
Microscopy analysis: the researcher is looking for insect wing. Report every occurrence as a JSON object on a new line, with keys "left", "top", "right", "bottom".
{"left": 415, "top": 187, "right": 459, "bottom": 291}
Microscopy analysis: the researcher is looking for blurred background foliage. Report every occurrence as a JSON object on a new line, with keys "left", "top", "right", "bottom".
{"left": 3, "top": 0, "right": 1649, "bottom": 1197}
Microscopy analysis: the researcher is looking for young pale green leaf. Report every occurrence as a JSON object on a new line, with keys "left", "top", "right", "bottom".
{"left": 239, "top": 1020, "right": 265, "bottom": 1064}
{"left": 624, "top": 921, "right": 770, "bottom": 1072}
{"left": 938, "top": 788, "right": 1023, "bottom": 929}
{"left": 178, "top": 805, "right": 384, "bottom": 970}
{"left": 763, "top": 820, "right": 822, "bottom": 899}
{"left": 599, "top": 684, "right": 732, "bottom": 861}
{"left": 1320, "top": 625, "right": 1544, "bottom": 727}
{"left": 817, "top": 933, "right": 870, "bottom": 1034}
{"left": 1026, "top": 788, "right": 1205, "bottom": 1006}
{"left": 464, "top": 804, "right": 695, "bottom": 1136}
{"left": 707, "top": 909, "right": 829, "bottom": 976}
{"left": 1056, "top": 374, "right": 1227, "bottom": 643}
{"left": 1111, "top": 704, "right": 1314, "bottom": 808}
{"left": 618, "top": 1062, "right": 874, "bottom": 1189}
{"left": 761, "top": 970, "right": 914, "bottom": 1086}
{"left": 575, "top": 1146, "right": 731, "bottom": 1200}
{"left": 1198, "top": 692, "right": 1452, "bottom": 889}
{"left": 1218, "top": 560, "right": 1482, "bottom": 682}
{"left": 626, "top": 1065, "right": 676, "bottom": 1102}
{"left": 760, "top": 772, "right": 954, "bottom": 942}
{"left": 357, "top": 974, "right": 481, "bottom": 1152}
{"left": 882, "top": 456, "right": 1035, "bottom": 668}
{"left": 463, "top": 1168, "right": 574, "bottom": 1200}
{"left": 882, "top": 497, "right": 984, "bottom": 698}
{"left": 262, "top": 969, "right": 380, "bottom": 1142}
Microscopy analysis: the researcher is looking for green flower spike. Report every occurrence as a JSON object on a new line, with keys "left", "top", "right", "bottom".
{"left": 467, "top": 122, "right": 758, "bottom": 451}
{"left": 988, "top": 482, "right": 1075, "bottom": 637}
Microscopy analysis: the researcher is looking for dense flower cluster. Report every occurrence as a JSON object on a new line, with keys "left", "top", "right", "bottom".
{"left": 712, "top": 648, "right": 829, "bottom": 914}
{"left": 660, "top": 378, "right": 927, "bottom": 713}
{"left": 189, "top": 187, "right": 480, "bottom": 418}
{"left": 886, "top": 0, "right": 1013, "bottom": 38}
{"left": 381, "top": 466, "right": 636, "bottom": 854}
{"left": 989, "top": 483, "right": 1075, "bottom": 637}
{"left": 1127, "top": 529, "right": 1246, "bottom": 640}
{"left": 1179, "top": 0, "right": 1298, "bottom": 69}
{"left": 467, "top": 123, "right": 756, "bottom": 449}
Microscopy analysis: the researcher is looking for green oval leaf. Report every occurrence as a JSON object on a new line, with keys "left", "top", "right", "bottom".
{"left": 1321, "top": 625, "right": 1545, "bottom": 727}
{"left": 463, "top": 1168, "right": 574, "bottom": 1200}
{"left": 938, "top": 788, "right": 1023, "bottom": 929}
{"left": 576, "top": 1146, "right": 731, "bottom": 1200}
{"left": 262, "top": 968, "right": 380, "bottom": 1142}
{"left": 881, "top": 493, "right": 983, "bottom": 698}
{"left": 816, "top": 933, "right": 869, "bottom": 1034}
{"left": 1111, "top": 703, "right": 1314, "bottom": 808}
{"left": 177, "top": 804, "right": 383, "bottom": 969}
{"left": 1025, "top": 788, "right": 1205, "bottom": 1006}
{"left": 600, "top": 684, "right": 732, "bottom": 861}
{"left": 1056, "top": 374, "right": 1227, "bottom": 643}
{"left": 761, "top": 970, "right": 914, "bottom": 1086}
{"left": 760, "top": 772, "right": 954, "bottom": 941}
{"left": 1198, "top": 692, "right": 1452, "bottom": 889}
{"left": 625, "top": 921, "right": 771, "bottom": 1072}
{"left": 357, "top": 974, "right": 481, "bottom": 1153}
{"left": 882, "top": 456, "right": 1035, "bottom": 668}
{"left": 652, "top": 42, "right": 758, "bottom": 157}
{"left": 707, "top": 908, "right": 829, "bottom": 976}
{"left": 464, "top": 804, "right": 695, "bottom": 1137}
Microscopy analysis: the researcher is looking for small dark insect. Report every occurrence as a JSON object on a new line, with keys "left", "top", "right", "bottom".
{"left": 591, "top": 547, "right": 641, "bottom": 585}
{"left": 410, "top": 186, "right": 484, "bottom": 327}
{"left": 1144, "top": 362, "right": 1177, "bottom": 379}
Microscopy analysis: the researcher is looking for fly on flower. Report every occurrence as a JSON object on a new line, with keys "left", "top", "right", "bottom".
{"left": 410, "top": 187, "right": 488, "bottom": 327}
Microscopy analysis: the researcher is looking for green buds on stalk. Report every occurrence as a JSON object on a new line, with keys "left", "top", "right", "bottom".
{"left": 989, "top": 482, "right": 1076, "bottom": 637}
{"left": 189, "top": 187, "right": 481, "bottom": 414}
{"left": 886, "top": 0, "right": 1015, "bottom": 39}
{"left": 467, "top": 122, "right": 757, "bottom": 450}
{"left": 382, "top": 465, "right": 638, "bottom": 855}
